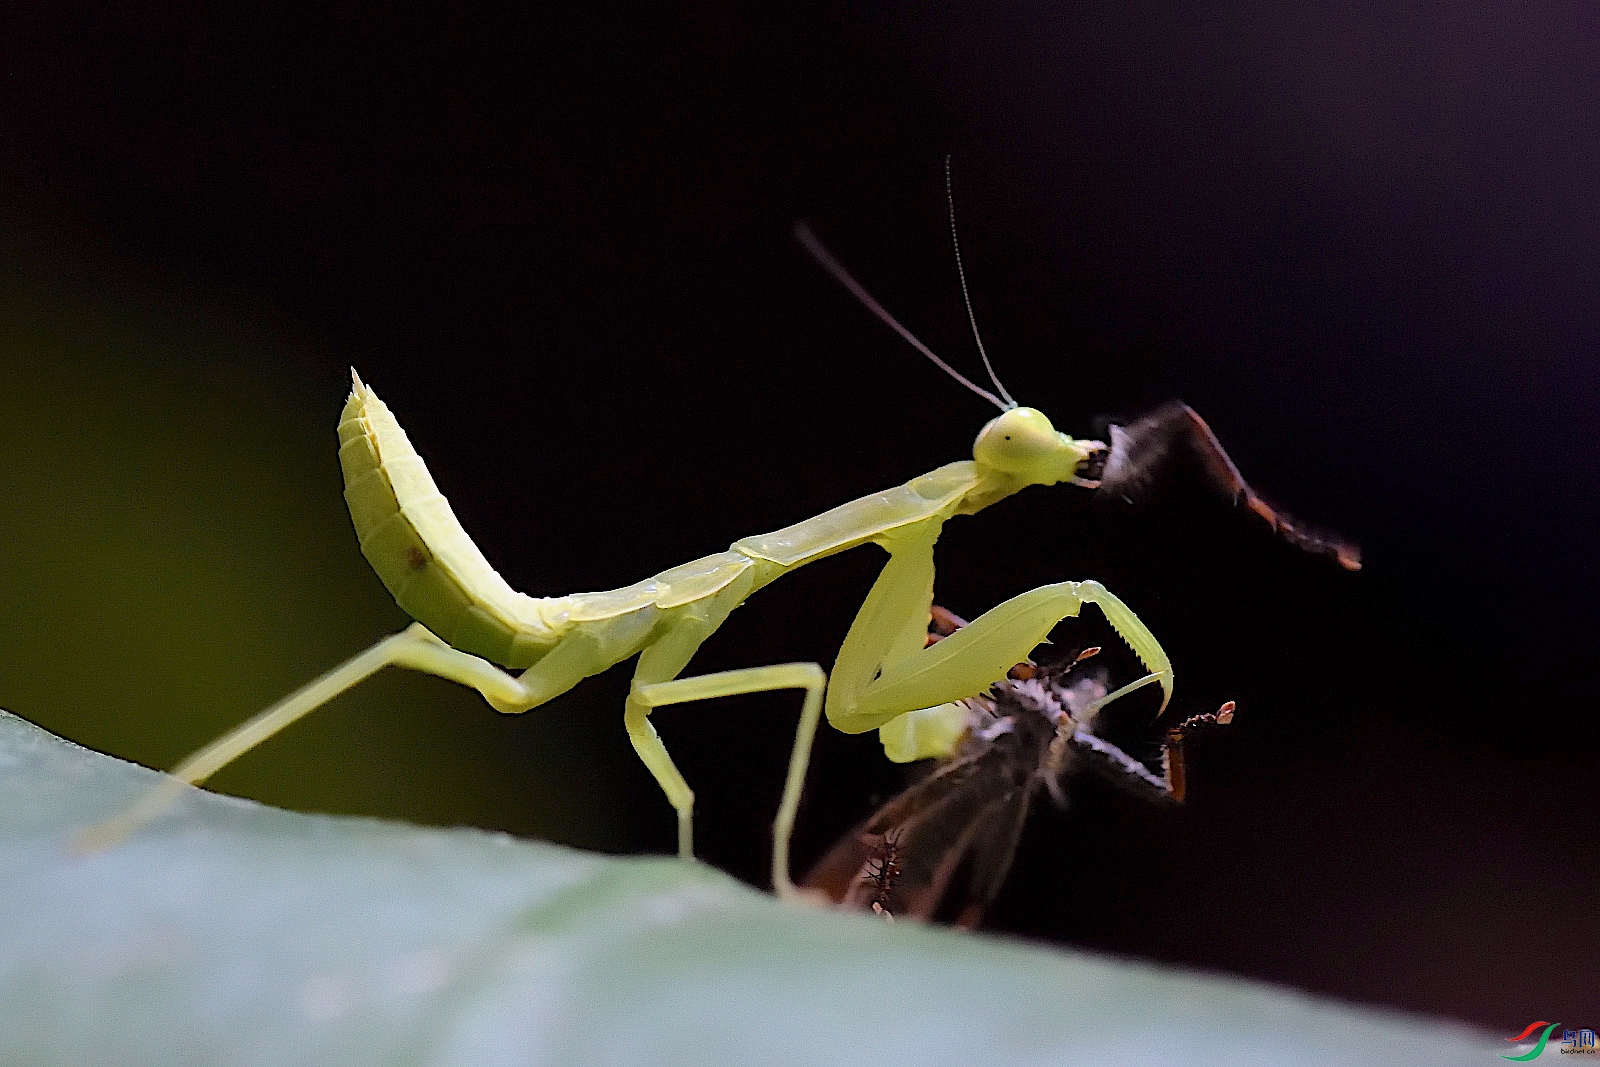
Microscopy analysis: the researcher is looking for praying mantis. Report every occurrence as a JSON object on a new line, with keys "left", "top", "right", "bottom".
{"left": 84, "top": 366, "right": 1171, "bottom": 899}
{"left": 83, "top": 172, "right": 1357, "bottom": 900}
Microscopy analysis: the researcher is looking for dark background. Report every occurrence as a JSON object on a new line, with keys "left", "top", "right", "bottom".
{"left": 2, "top": 0, "right": 1594, "bottom": 1033}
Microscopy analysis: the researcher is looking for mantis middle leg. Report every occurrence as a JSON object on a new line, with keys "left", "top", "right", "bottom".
{"left": 825, "top": 524, "right": 1173, "bottom": 740}
{"left": 632, "top": 659, "right": 825, "bottom": 897}
{"left": 621, "top": 587, "right": 828, "bottom": 896}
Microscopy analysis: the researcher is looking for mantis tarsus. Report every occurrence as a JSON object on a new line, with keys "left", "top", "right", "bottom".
{"left": 83, "top": 176, "right": 1354, "bottom": 899}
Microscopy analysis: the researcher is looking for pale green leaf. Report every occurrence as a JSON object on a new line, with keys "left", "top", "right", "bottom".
{"left": 0, "top": 710, "right": 1492, "bottom": 1066}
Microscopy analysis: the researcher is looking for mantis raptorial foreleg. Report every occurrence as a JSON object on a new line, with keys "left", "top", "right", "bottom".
{"left": 826, "top": 526, "right": 1173, "bottom": 745}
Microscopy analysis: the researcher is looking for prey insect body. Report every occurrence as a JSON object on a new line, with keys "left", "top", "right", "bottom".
{"left": 804, "top": 635, "right": 1236, "bottom": 927}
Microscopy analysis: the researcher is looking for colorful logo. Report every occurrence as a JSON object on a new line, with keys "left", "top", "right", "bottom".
{"left": 1503, "top": 1022, "right": 1598, "bottom": 1060}
{"left": 1504, "top": 1022, "right": 1560, "bottom": 1061}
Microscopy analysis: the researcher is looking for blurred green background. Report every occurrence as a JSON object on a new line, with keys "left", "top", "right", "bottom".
{"left": 0, "top": 248, "right": 631, "bottom": 851}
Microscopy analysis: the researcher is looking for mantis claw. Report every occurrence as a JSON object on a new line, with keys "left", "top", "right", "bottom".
{"left": 1075, "top": 580, "right": 1174, "bottom": 713}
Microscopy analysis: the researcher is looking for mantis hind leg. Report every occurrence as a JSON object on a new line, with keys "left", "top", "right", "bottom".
{"left": 76, "top": 623, "right": 580, "bottom": 852}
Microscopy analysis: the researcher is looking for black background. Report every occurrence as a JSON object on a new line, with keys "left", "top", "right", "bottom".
{"left": 3, "top": 0, "right": 1595, "bottom": 1032}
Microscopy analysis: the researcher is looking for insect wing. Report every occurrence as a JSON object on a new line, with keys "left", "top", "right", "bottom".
{"left": 881, "top": 753, "right": 1030, "bottom": 923}
{"left": 803, "top": 721, "right": 1042, "bottom": 925}
{"left": 802, "top": 745, "right": 996, "bottom": 911}
{"left": 938, "top": 785, "right": 1036, "bottom": 927}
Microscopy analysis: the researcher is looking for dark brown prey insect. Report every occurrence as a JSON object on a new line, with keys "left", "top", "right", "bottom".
{"left": 803, "top": 621, "right": 1235, "bottom": 928}
{"left": 1090, "top": 401, "right": 1362, "bottom": 572}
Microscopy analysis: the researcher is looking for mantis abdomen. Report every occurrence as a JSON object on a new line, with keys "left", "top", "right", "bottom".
{"left": 338, "top": 374, "right": 563, "bottom": 668}
{"left": 337, "top": 374, "right": 768, "bottom": 673}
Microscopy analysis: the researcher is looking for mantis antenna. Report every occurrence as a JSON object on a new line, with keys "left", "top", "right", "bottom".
{"left": 944, "top": 155, "right": 1017, "bottom": 411}
{"left": 793, "top": 221, "right": 1008, "bottom": 412}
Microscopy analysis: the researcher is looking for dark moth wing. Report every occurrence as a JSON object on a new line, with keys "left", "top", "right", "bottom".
{"left": 1100, "top": 401, "right": 1362, "bottom": 571}
{"left": 802, "top": 683, "right": 1065, "bottom": 926}
{"left": 801, "top": 742, "right": 1041, "bottom": 927}
{"left": 935, "top": 785, "right": 1036, "bottom": 928}
{"left": 879, "top": 745, "right": 1040, "bottom": 926}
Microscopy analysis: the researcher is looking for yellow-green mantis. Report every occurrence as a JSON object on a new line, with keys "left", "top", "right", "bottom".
{"left": 83, "top": 222, "right": 1176, "bottom": 901}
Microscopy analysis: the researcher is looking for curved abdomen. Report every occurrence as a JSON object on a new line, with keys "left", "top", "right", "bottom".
{"left": 337, "top": 374, "right": 560, "bottom": 668}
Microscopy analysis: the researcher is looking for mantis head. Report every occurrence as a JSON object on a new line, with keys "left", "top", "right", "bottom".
{"left": 973, "top": 406, "right": 1101, "bottom": 487}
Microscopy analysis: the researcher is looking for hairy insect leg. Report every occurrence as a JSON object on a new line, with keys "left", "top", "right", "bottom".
{"left": 1070, "top": 701, "right": 1235, "bottom": 803}
{"left": 634, "top": 662, "right": 827, "bottom": 899}
{"left": 76, "top": 623, "right": 526, "bottom": 851}
{"left": 1161, "top": 702, "right": 1235, "bottom": 803}
{"left": 1102, "top": 401, "right": 1362, "bottom": 571}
